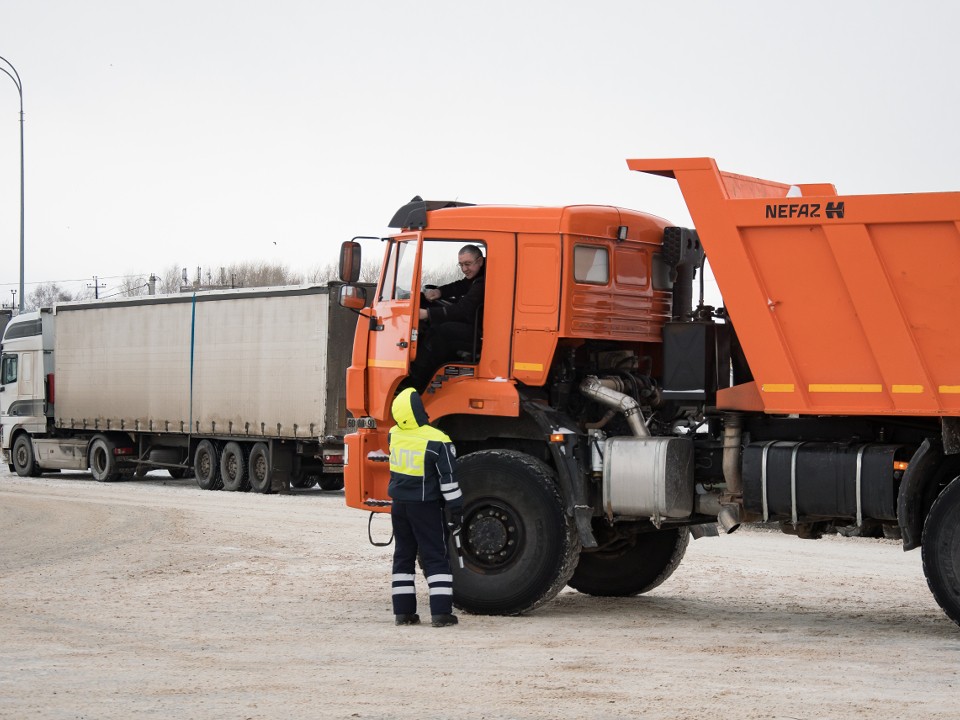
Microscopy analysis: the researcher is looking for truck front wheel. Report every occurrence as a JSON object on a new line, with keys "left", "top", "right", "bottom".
{"left": 921, "top": 474, "right": 960, "bottom": 626}
{"left": 452, "top": 450, "right": 580, "bottom": 616}
{"left": 194, "top": 440, "right": 223, "bottom": 491}
{"left": 12, "top": 434, "right": 39, "bottom": 477}
{"left": 568, "top": 527, "right": 689, "bottom": 597}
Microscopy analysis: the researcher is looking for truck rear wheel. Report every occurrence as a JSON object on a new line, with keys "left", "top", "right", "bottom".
{"left": 290, "top": 473, "right": 316, "bottom": 489}
{"left": 452, "top": 450, "right": 580, "bottom": 616}
{"left": 89, "top": 435, "right": 123, "bottom": 482}
{"left": 248, "top": 443, "right": 273, "bottom": 494}
{"left": 12, "top": 434, "right": 40, "bottom": 477}
{"left": 194, "top": 440, "right": 223, "bottom": 491}
{"left": 568, "top": 527, "right": 689, "bottom": 597}
{"left": 921, "top": 474, "right": 960, "bottom": 626}
{"left": 317, "top": 476, "right": 344, "bottom": 491}
{"left": 220, "top": 442, "right": 250, "bottom": 492}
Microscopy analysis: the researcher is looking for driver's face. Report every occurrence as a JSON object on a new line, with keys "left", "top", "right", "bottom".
{"left": 458, "top": 253, "right": 483, "bottom": 280}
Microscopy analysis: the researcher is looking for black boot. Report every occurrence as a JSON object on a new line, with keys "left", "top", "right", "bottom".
{"left": 431, "top": 613, "right": 458, "bottom": 627}
{"left": 395, "top": 613, "right": 421, "bottom": 626}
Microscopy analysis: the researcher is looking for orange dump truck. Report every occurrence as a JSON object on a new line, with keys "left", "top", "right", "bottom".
{"left": 337, "top": 158, "right": 960, "bottom": 625}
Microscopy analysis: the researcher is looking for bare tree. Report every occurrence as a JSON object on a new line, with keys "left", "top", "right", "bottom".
{"left": 360, "top": 259, "right": 381, "bottom": 283}
{"left": 154, "top": 264, "right": 182, "bottom": 294}
{"left": 223, "top": 261, "right": 302, "bottom": 288}
{"left": 306, "top": 259, "right": 381, "bottom": 285}
{"left": 109, "top": 275, "right": 151, "bottom": 298}
{"left": 25, "top": 282, "right": 73, "bottom": 310}
{"left": 305, "top": 262, "right": 339, "bottom": 285}
{"left": 421, "top": 266, "right": 460, "bottom": 287}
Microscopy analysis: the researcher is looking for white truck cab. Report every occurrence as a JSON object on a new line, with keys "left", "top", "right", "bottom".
{"left": 1, "top": 311, "right": 53, "bottom": 473}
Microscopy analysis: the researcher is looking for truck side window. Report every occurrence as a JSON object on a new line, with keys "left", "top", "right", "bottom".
{"left": 394, "top": 243, "right": 416, "bottom": 300}
{"left": 379, "top": 241, "right": 417, "bottom": 301}
{"left": 1, "top": 354, "right": 17, "bottom": 385}
{"left": 573, "top": 245, "right": 609, "bottom": 285}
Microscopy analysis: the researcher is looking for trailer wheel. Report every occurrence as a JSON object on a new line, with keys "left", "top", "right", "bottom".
{"left": 220, "top": 442, "right": 250, "bottom": 492}
{"left": 12, "top": 434, "right": 39, "bottom": 477}
{"left": 290, "top": 473, "right": 316, "bottom": 489}
{"left": 89, "top": 435, "right": 122, "bottom": 482}
{"left": 317, "top": 476, "right": 344, "bottom": 491}
{"left": 568, "top": 527, "right": 690, "bottom": 597}
{"left": 452, "top": 450, "right": 580, "bottom": 616}
{"left": 248, "top": 443, "right": 273, "bottom": 494}
{"left": 921, "top": 474, "right": 960, "bottom": 626}
{"left": 194, "top": 440, "right": 223, "bottom": 491}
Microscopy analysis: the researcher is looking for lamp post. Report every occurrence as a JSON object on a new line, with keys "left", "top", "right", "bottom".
{"left": 0, "top": 56, "right": 24, "bottom": 312}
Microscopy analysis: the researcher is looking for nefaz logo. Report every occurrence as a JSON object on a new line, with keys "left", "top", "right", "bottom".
{"left": 765, "top": 201, "right": 845, "bottom": 220}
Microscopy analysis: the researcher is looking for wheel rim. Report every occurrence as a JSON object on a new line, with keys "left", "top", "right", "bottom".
{"left": 252, "top": 453, "right": 267, "bottom": 484}
{"left": 464, "top": 500, "right": 524, "bottom": 570}
{"left": 197, "top": 452, "right": 211, "bottom": 478}
{"left": 225, "top": 453, "right": 238, "bottom": 480}
{"left": 15, "top": 443, "right": 28, "bottom": 468}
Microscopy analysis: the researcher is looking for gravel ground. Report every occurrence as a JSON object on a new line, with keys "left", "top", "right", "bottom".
{"left": 1, "top": 467, "right": 957, "bottom": 720}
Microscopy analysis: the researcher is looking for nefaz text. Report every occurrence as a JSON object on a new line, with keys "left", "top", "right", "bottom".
{"left": 764, "top": 201, "right": 845, "bottom": 219}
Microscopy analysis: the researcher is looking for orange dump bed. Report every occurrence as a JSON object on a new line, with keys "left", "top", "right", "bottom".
{"left": 628, "top": 157, "right": 960, "bottom": 417}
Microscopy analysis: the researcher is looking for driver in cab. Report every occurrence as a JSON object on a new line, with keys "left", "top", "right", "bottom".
{"left": 408, "top": 244, "right": 485, "bottom": 392}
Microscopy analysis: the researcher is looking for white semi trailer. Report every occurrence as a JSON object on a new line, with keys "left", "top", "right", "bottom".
{"left": 1, "top": 283, "right": 358, "bottom": 492}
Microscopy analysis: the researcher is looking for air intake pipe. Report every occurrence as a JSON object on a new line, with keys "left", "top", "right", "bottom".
{"left": 662, "top": 227, "right": 704, "bottom": 320}
{"left": 579, "top": 376, "right": 649, "bottom": 438}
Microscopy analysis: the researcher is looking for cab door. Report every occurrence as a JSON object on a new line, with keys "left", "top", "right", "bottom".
{"left": 364, "top": 235, "right": 422, "bottom": 423}
{"left": 0, "top": 353, "right": 19, "bottom": 438}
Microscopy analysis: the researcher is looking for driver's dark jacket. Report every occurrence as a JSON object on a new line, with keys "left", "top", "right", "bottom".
{"left": 425, "top": 269, "right": 485, "bottom": 328}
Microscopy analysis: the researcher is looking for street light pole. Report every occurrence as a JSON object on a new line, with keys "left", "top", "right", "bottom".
{"left": 0, "top": 56, "right": 24, "bottom": 312}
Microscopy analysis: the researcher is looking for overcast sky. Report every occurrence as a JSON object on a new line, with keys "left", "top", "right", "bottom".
{"left": 2, "top": 0, "right": 959, "bottom": 303}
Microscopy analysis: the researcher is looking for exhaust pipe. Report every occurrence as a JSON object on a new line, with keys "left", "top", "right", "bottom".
{"left": 717, "top": 505, "right": 741, "bottom": 534}
{"left": 695, "top": 489, "right": 741, "bottom": 535}
{"left": 579, "top": 376, "right": 649, "bottom": 438}
{"left": 722, "top": 413, "right": 743, "bottom": 495}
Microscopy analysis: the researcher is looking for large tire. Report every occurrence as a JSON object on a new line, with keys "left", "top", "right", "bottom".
{"left": 194, "top": 440, "right": 223, "bottom": 491}
{"left": 317, "top": 475, "right": 344, "bottom": 491}
{"left": 290, "top": 473, "right": 316, "bottom": 489}
{"left": 568, "top": 527, "right": 689, "bottom": 597}
{"left": 220, "top": 442, "right": 250, "bottom": 492}
{"left": 89, "top": 435, "right": 122, "bottom": 482}
{"left": 452, "top": 450, "right": 580, "bottom": 616}
{"left": 921, "top": 474, "right": 960, "bottom": 626}
{"left": 248, "top": 442, "right": 273, "bottom": 494}
{"left": 12, "top": 434, "right": 39, "bottom": 477}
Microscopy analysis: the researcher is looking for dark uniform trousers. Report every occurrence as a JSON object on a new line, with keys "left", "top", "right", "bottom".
{"left": 391, "top": 500, "right": 454, "bottom": 616}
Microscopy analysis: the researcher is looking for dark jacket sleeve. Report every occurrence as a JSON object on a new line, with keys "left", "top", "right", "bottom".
{"left": 427, "top": 275, "right": 485, "bottom": 326}
{"left": 432, "top": 440, "right": 462, "bottom": 512}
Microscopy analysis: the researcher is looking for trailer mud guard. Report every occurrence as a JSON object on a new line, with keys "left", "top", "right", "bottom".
{"left": 898, "top": 438, "right": 943, "bottom": 551}
{"left": 520, "top": 399, "right": 597, "bottom": 549}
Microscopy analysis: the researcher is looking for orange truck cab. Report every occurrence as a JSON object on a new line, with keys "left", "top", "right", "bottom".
{"left": 339, "top": 160, "right": 960, "bottom": 626}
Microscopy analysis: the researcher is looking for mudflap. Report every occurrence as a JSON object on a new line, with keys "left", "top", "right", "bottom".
{"left": 344, "top": 430, "right": 392, "bottom": 513}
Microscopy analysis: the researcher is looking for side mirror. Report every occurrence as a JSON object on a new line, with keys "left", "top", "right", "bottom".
{"left": 339, "top": 284, "right": 367, "bottom": 311}
{"left": 339, "top": 241, "right": 362, "bottom": 283}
